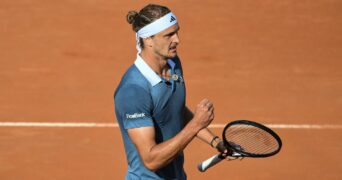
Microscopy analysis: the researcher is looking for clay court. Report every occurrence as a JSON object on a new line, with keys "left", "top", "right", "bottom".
{"left": 1, "top": 0, "right": 342, "bottom": 179}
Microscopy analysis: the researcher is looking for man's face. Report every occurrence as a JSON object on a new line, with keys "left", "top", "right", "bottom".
{"left": 150, "top": 24, "right": 180, "bottom": 59}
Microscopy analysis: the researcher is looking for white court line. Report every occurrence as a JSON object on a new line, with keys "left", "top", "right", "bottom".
{"left": 0, "top": 122, "right": 342, "bottom": 129}
{"left": 0, "top": 122, "right": 118, "bottom": 128}
{"left": 266, "top": 124, "right": 342, "bottom": 129}
{"left": 209, "top": 124, "right": 342, "bottom": 129}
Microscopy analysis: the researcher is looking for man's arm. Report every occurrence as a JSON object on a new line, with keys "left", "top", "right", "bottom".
{"left": 128, "top": 99, "right": 214, "bottom": 171}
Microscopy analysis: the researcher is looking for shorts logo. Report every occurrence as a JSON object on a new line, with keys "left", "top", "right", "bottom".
{"left": 126, "top": 113, "right": 146, "bottom": 119}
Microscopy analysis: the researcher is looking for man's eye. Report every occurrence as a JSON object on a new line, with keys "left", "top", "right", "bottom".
{"left": 166, "top": 33, "right": 175, "bottom": 37}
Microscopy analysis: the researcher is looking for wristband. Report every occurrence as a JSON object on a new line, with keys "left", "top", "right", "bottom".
{"left": 210, "top": 136, "right": 219, "bottom": 148}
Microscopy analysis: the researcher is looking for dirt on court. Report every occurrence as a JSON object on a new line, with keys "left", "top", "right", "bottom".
{"left": 1, "top": 0, "right": 341, "bottom": 179}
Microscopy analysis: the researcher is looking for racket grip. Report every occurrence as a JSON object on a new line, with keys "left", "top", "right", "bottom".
{"left": 197, "top": 154, "right": 224, "bottom": 172}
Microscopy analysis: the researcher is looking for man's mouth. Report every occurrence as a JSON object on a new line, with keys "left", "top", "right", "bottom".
{"left": 169, "top": 46, "right": 177, "bottom": 52}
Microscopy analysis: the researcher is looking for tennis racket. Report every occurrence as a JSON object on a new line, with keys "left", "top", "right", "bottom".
{"left": 198, "top": 120, "right": 282, "bottom": 172}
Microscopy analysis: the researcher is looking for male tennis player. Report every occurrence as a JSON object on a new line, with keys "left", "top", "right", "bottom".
{"left": 114, "top": 4, "right": 226, "bottom": 180}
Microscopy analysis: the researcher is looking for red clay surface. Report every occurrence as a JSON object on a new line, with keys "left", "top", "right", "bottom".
{"left": 1, "top": 0, "right": 342, "bottom": 179}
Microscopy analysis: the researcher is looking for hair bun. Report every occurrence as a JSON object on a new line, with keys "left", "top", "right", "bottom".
{"left": 127, "top": 11, "right": 139, "bottom": 24}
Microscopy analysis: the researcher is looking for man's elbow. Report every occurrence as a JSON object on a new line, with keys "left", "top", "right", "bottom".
{"left": 143, "top": 161, "right": 160, "bottom": 172}
{"left": 143, "top": 160, "right": 162, "bottom": 172}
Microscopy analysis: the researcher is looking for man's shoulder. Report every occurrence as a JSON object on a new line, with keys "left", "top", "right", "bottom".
{"left": 115, "top": 65, "right": 150, "bottom": 97}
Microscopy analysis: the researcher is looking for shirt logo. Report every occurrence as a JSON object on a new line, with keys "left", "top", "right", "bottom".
{"left": 171, "top": 74, "right": 184, "bottom": 83}
{"left": 126, "top": 113, "right": 146, "bottom": 119}
{"left": 170, "top": 16, "right": 176, "bottom": 23}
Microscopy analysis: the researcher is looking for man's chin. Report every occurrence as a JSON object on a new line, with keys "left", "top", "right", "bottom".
{"left": 159, "top": 51, "right": 177, "bottom": 59}
{"left": 167, "top": 52, "right": 177, "bottom": 59}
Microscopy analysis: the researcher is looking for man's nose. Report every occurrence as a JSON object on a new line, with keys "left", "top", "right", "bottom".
{"left": 173, "top": 33, "right": 180, "bottom": 44}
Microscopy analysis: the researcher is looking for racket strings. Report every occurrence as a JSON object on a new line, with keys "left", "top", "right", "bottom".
{"left": 230, "top": 128, "right": 278, "bottom": 153}
{"left": 227, "top": 127, "right": 278, "bottom": 154}
{"left": 225, "top": 125, "right": 280, "bottom": 155}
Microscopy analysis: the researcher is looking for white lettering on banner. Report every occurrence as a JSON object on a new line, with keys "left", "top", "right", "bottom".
{"left": 126, "top": 113, "right": 146, "bottom": 119}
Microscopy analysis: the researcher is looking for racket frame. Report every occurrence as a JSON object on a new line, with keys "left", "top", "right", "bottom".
{"left": 223, "top": 120, "right": 282, "bottom": 158}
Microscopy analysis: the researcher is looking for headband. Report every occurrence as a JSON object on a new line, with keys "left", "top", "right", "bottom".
{"left": 136, "top": 12, "right": 178, "bottom": 52}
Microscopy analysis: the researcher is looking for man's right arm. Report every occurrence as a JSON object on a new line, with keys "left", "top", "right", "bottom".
{"left": 184, "top": 105, "right": 225, "bottom": 150}
{"left": 128, "top": 99, "right": 214, "bottom": 171}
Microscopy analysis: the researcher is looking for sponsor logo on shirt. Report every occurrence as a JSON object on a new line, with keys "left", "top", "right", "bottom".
{"left": 126, "top": 113, "right": 146, "bottom": 119}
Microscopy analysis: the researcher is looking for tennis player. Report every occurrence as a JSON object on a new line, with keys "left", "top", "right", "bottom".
{"left": 114, "top": 4, "right": 226, "bottom": 180}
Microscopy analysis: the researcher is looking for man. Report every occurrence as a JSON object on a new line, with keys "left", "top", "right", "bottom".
{"left": 114, "top": 4, "right": 226, "bottom": 180}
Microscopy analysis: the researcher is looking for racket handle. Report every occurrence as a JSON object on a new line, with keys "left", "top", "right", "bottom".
{"left": 197, "top": 154, "right": 224, "bottom": 172}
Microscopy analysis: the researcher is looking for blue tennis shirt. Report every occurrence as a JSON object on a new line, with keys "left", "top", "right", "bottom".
{"left": 114, "top": 54, "right": 187, "bottom": 180}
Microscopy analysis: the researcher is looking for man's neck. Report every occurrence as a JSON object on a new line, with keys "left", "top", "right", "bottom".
{"left": 140, "top": 50, "right": 169, "bottom": 76}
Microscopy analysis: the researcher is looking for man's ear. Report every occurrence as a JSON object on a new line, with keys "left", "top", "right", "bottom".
{"left": 144, "top": 37, "right": 153, "bottom": 47}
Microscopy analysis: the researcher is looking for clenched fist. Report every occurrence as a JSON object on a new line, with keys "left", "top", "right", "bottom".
{"left": 191, "top": 99, "right": 215, "bottom": 131}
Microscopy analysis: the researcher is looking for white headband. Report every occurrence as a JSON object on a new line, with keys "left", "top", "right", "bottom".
{"left": 136, "top": 12, "right": 178, "bottom": 52}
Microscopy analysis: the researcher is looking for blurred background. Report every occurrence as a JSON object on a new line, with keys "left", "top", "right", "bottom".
{"left": 1, "top": 0, "right": 341, "bottom": 179}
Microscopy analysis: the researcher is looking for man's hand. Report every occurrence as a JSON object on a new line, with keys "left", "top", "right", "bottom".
{"left": 215, "top": 140, "right": 232, "bottom": 156}
{"left": 191, "top": 99, "right": 214, "bottom": 131}
{"left": 215, "top": 141, "right": 245, "bottom": 161}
